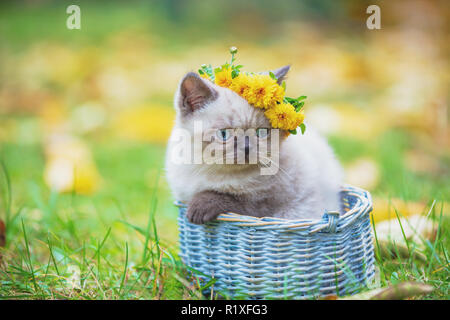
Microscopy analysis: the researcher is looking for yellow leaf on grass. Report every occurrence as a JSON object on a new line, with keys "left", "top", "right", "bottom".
{"left": 371, "top": 198, "right": 427, "bottom": 224}
{"left": 43, "top": 134, "right": 101, "bottom": 195}
{"left": 374, "top": 214, "right": 437, "bottom": 245}
{"left": 112, "top": 104, "right": 175, "bottom": 144}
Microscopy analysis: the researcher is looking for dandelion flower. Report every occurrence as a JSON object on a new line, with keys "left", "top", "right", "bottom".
{"left": 197, "top": 48, "right": 308, "bottom": 134}
{"left": 229, "top": 73, "right": 252, "bottom": 96}
{"left": 214, "top": 67, "right": 233, "bottom": 88}
{"left": 265, "top": 103, "right": 304, "bottom": 131}
{"left": 245, "top": 74, "right": 284, "bottom": 109}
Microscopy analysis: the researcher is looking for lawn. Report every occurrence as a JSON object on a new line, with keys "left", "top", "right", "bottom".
{"left": 0, "top": 130, "right": 448, "bottom": 299}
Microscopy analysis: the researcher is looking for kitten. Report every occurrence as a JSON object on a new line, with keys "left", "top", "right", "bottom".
{"left": 165, "top": 66, "right": 343, "bottom": 223}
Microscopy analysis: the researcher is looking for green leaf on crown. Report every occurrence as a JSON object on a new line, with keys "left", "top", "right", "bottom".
{"left": 300, "top": 123, "right": 306, "bottom": 134}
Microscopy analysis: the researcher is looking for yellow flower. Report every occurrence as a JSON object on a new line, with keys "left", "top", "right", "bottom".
{"left": 245, "top": 74, "right": 284, "bottom": 109}
{"left": 295, "top": 110, "right": 305, "bottom": 127}
{"left": 229, "top": 73, "right": 251, "bottom": 96}
{"left": 214, "top": 67, "right": 232, "bottom": 87}
{"left": 264, "top": 103, "right": 304, "bottom": 131}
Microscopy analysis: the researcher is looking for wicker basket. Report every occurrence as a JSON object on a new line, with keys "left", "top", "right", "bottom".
{"left": 176, "top": 185, "right": 375, "bottom": 299}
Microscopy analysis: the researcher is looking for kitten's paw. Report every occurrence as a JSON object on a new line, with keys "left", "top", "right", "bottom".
{"left": 186, "top": 203, "right": 221, "bottom": 224}
{"left": 186, "top": 190, "right": 239, "bottom": 224}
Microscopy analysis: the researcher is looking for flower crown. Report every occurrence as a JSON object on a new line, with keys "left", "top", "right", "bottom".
{"left": 198, "top": 47, "right": 306, "bottom": 135}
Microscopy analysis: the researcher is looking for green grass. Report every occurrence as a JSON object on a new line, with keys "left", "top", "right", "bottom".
{"left": 0, "top": 140, "right": 196, "bottom": 299}
{"left": 0, "top": 126, "right": 448, "bottom": 300}
{"left": 370, "top": 202, "right": 449, "bottom": 299}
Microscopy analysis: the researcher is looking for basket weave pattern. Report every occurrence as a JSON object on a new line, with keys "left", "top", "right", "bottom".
{"left": 177, "top": 185, "right": 375, "bottom": 299}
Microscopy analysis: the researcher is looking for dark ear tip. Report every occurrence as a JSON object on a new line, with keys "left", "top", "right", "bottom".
{"left": 273, "top": 65, "right": 291, "bottom": 84}
{"left": 279, "top": 65, "right": 291, "bottom": 72}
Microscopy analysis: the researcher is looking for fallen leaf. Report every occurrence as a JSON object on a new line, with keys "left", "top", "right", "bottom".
{"left": 112, "top": 104, "right": 175, "bottom": 144}
{"left": 43, "top": 134, "right": 101, "bottom": 194}
{"left": 321, "top": 294, "right": 338, "bottom": 300}
{"left": 343, "top": 282, "right": 433, "bottom": 300}
{"left": 371, "top": 282, "right": 434, "bottom": 300}
{"left": 375, "top": 214, "right": 437, "bottom": 245}
{"left": 377, "top": 239, "right": 427, "bottom": 263}
{"left": 371, "top": 198, "right": 428, "bottom": 224}
{"left": 374, "top": 214, "right": 436, "bottom": 262}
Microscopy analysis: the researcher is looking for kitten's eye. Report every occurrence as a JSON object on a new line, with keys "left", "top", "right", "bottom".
{"left": 256, "top": 128, "right": 269, "bottom": 138}
{"left": 216, "top": 129, "right": 232, "bottom": 141}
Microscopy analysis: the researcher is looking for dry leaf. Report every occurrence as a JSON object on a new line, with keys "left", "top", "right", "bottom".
{"left": 321, "top": 294, "right": 338, "bottom": 300}
{"left": 43, "top": 134, "right": 101, "bottom": 194}
{"left": 343, "top": 282, "right": 433, "bottom": 300}
{"left": 371, "top": 198, "right": 428, "bottom": 224}
{"left": 371, "top": 282, "right": 434, "bottom": 300}
{"left": 375, "top": 214, "right": 437, "bottom": 245}
{"left": 374, "top": 214, "right": 436, "bottom": 262}
{"left": 377, "top": 239, "right": 427, "bottom": 263}
{"left": 111, "top": 104, "right": 175, "bottom": 144}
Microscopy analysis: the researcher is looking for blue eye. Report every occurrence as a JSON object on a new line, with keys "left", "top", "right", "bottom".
{"left": 217, "top": 129, "right": 232, "bottom": 141}
{"left": 256, "top": 128, "right": 269, "bottom": 138}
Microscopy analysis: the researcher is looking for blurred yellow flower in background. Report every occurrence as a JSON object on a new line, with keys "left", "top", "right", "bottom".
{"left": 39, "top": 97, "right": 68, "bottom": 132}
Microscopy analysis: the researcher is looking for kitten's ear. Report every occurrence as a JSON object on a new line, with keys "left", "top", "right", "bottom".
{"left": 176, "top": 72, "right": 218, "bottom": 116}
{"left": 262, "top": 65, "right": 290, "bottom": 85}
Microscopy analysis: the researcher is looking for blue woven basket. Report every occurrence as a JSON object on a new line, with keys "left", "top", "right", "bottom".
{"left": 176, "top": 185, "right": 375, "bottom": 299}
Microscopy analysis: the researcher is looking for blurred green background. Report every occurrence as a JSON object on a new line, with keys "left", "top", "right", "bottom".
{"left": 0, "top": 0, "right": 448, "bottom": 299}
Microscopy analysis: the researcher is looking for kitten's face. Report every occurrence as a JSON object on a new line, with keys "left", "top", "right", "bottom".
{"left": 173, "top": 69, "right": 289, "bottom": 169}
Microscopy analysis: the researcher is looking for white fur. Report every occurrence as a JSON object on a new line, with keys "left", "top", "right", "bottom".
{"left": 165, "top": 79, "right": 343, "bottom": 220}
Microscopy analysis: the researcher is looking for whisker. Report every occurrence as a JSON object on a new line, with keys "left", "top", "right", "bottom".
{"left": 257, "top": 153, "right": 289, "bottom": 179}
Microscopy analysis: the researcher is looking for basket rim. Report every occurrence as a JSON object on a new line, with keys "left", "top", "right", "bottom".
{"left": 175, "top": 184, "right": 373, "bottom": 231}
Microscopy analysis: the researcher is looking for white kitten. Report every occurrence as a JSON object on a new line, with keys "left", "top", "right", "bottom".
{"left": 165, "top": 66, "right": 343, "bottom": 223}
